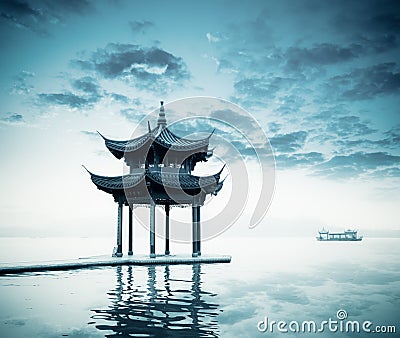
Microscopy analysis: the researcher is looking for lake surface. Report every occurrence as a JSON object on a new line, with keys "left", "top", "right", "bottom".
{"left": 0, "top": 237, "right": 399, "bottom": 337}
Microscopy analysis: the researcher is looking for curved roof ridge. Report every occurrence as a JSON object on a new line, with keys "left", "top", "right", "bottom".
{"left": 161, "top": 126, "right": 213, "bottom": 142}
{"left": 84, "top": 167, "right": 146, "bottom": 190}
{"left": 154, "top": 127, "right": 211, "bottom": 150}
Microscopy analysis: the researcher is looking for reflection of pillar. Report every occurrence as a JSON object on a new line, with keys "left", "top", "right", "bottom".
{"left": 116, "top": 202, "right": 123, "bottom": 257}
{"left": 192, "top": 205, "right": 198, "bottom": 257}
{"left": 191, "top": 263, "right": 201, "bottom": 332}
{"left": 128, "top": 206, "right": 133, "bottom": 255}
{"left": 165, "top": 204, "right": 170, "bottom": 255}
{"left": 90, "top": 258, "right": 221, "bottom": 337}
{"left": 196, "top": 206, "right": 201, "bottom": 256}
{"left": 146, "top": 266, "right": 156, "bottom": 330}
{"left": 116, "top": 265, "right": 123, "bottom": 303}
{"left": 150, "top": 202, "right": 156, "bottom": 258}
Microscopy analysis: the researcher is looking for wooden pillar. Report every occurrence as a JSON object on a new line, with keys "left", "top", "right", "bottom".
{"left": 196, "top": 206, "right": 201, "bottom": 256}
{"left": 165, "top": 204, "right": 170, "bottom": 255}
{"left": 128, "top": 206, "right": 133, "bottom": 255}
{"left": 150, "top": 202, "right": 156, "bottom": 258}
{"left": 116, "top": 202, "right": 123, "bottom": 257}
{"left": 192, "top": 205, "right": 198, "bottom": 257}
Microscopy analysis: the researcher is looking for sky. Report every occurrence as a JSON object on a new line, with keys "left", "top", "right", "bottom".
{"left": 0, "top": 0, "right": 399, "bottom": 241}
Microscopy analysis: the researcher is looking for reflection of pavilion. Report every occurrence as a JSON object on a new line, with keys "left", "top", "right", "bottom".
{"left": 91, "top": 264, "right": 220, "bottom": 337}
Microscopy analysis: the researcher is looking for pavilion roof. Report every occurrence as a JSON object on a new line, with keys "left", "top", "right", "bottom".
{"left": 99, "top": 125, "right": 213, "bottom": 160}
{"left": 146, "top": 170, "right": 220, "bottom": 190}
{"left": 88, "top": 170, "right": 145, "bottom": 190}
{"left": 84, "top": 166, "right": 224, "bottom": 196}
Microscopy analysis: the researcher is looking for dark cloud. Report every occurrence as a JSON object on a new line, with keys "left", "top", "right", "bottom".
{"left": 0, "top": 112, "right": 25, "bottom": 124}
{"left": 73, "top": 43, "right": 189, "bottom": 93}
{"left": 38, "top": 92, "right": 94, "bottom": 109}
{"left": 325, "top": 63, "right": 400, "bottom": 100}
{"left": 44, "top": 0, "right": 92, "bottom": 15}
{"left": 38, "top": 76, "right": 103, "bottom": 109}
{"left": 71, "top": 76, "right": 101, "bottom": 96}
{"left": 233, "top": 76, "right": 296, "bottom": 106}
{"left": 284, "top": 43, "right": 362, "bottom": 73}
{"left": 326, "top": 116, "right": 376, "bottom": 138}
{"left": 129, "top": 20, "right": 154, "bottom": 34}
{"left": 314, "top": 151, "right": 400, "bottom": 179}
{"left": 381, "top": 126, "right": 400, "bottom": 147}
{"left": 270, "top": 131, "right": 308, "bottom": 153}
{"left": 0, "top": 0, "right": 93, "bottom": 35}
{"left": 360, "top": 33, "right": 399, "bottom": 54}
{"left": 211, "top": 1, "right": 400, "bottom": 116}
{"left": 333, "top": 3, "right": 400, "bottom": 53}
{"left": 0, "top": 0, "right": 49, "bottom": 35}
{"left": 335, "top": 125, "right": 400, "bottom": 151}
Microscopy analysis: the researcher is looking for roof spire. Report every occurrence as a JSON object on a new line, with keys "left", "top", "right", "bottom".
{"left": 157, "top": 100, "right": 167, "bottom": 128}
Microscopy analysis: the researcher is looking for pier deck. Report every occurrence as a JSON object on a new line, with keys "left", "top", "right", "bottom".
{"left": 0, "top": 254, "right": 232, "bottom": 275}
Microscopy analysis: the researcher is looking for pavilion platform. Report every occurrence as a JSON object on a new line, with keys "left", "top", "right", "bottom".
{"left": 0, "top": 254, "right": 232, "bottom": 275}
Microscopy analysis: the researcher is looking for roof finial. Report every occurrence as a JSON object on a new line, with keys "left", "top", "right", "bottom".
{"left": 157, "top": 100, "right": 167, "bottom": 128}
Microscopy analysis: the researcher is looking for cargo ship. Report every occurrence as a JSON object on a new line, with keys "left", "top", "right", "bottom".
{"left": 317, "top": 228, "right": 363, "bottom": 241}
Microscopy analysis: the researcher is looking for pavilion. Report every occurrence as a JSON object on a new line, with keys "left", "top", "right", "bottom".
{"left": 84, "top": 102, "right": 225, "bottom": 258}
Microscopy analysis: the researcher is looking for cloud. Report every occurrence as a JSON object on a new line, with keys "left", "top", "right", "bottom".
{"left": 314, "top": 151, "right": 400, "bottom": 179}
{"left": 38, "top": 92, "right": 94, "bottom": 109}
{"left": 275, "top": 152, "right": 325, "bottom": 168}
{"left": 119, "top": 108, "right": 146, "bottom": 123}
{"left": 129, "top": 20, "right": 154, "bottom": 34}
{"left": 109, "top": 93, "right": 130, "bottom": 104}
{"left": 233, "top": 76, "right": 296, "bottom": 106}
{"left": 71, "top": 76, "right": 101, "bottom": 96}
{"left": 325, "top": 63, "right": 400, "bottom": 100}
{"left": 44, "top": 0, "right": 92, "bottom": 15}
{"left": 0, "top": 0, "right": 93, "bottom": 35}
{"left": 0, "top": 112, "right": 25, "bottom": 125}
{"left": 333, "top": 4, "right": 400, "bottom": 53}
{"left": 38, "top": 76, "right": 103, "bottom": 109}
{"left": 381, "top": 126, "right": 400, "bottom": 148}
{"left": 0, "top": 0, "right": 47, "bottom": 34}
{"left": 269, "top": 131, "right": 308, "bottom": 153}
{"left": 10, "top": 70, "right": 35, "bottom": 94}
{"left": 210, "top": 109, "right": 259, "bottom": 134}
{"left": 334, "top": 125, "right": 400, "bottom": 152}
{"left": 73, "top": 43, "right": 190, "bottom": 93}
{"left": 206, "top": 32, "right": 221, "bottom": 43}
{"left": 284, "top": 43, "right": 362, "bottom": 74}
{"left": 80, "top": 130, "right": 99, "bottom": 139}
{"left": 326, "top": 116, "right": 377, "bottom": 138}
{"left": 268, "top": 122, "right": 281, "bottom": 133}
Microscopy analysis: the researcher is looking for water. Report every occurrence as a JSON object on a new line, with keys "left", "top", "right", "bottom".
{"left": 0, "top": 237, "right": 399, "bottom": 337}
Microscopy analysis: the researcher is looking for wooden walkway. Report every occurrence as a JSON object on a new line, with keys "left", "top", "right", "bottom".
{"left": 0, "top": 254, "right": 232, "bottom": 275}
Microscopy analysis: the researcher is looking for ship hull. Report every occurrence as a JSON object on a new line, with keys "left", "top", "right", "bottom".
{"left": 316, "top": 237, "right": 362, "bottom": 241}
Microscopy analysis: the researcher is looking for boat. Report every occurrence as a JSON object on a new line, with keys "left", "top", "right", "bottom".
{"left": 316, "top": 228, "right": 363, "bottom": 241}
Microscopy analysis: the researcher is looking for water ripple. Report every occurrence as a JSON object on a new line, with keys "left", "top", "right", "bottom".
{"left": 90, "top": 264, "right": 220, "bottom": 337}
